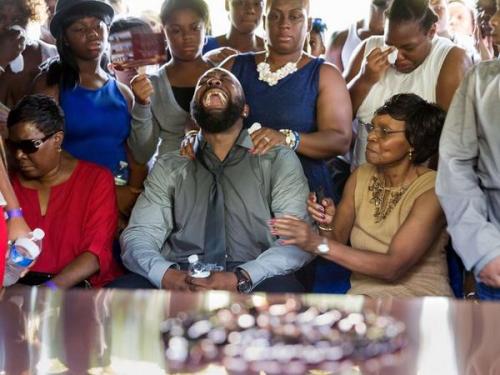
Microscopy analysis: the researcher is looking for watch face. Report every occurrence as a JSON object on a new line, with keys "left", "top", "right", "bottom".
{"left": 317, "top": 243, "right": 329, "bottom": 254}
{"left": 237, "top": 279, "right": 252, "bottom": 293}
{"left": 235, "top": 269, "right": 252, "bottom": 293}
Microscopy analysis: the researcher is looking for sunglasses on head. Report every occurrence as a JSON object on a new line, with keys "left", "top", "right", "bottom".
{"left": 6, "top": 132, "right": 57, "bottom": 155}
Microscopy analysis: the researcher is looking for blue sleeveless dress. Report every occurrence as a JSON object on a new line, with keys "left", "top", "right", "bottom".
{"left": 232, "top": 53, "right": 350, "bottom": 293}
{"left": 60, "top": 79, "right": 130, "bottom": 174}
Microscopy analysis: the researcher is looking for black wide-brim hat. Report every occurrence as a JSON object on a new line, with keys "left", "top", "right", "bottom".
{"left": 50, "top": 0, "right": 114, "bottom": 37}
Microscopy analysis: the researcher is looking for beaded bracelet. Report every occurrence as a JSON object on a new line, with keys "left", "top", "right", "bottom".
{"left": 292, "top": 131, "right": 301, "bottom": 151}
{"left": 318, "top": 224, "right": 334, "bottom": 232}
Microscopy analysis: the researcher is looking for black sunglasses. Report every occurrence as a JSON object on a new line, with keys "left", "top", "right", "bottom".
{"left": 7, "top": 132, "right": 57, "bottom": 155}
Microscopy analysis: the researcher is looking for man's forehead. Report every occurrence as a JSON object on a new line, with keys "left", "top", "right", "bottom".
{"left": 203, "top": 68, "right": 234, "bottom": 81}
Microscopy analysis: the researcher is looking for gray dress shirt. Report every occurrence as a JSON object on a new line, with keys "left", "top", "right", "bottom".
{"left": 120, "top": 129, "right": 314, "bottom": 288}
{"left": 436, "top": 60, "right": 500, "bottom": 278}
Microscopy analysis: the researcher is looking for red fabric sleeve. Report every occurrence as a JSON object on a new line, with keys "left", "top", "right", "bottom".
{"left": 80, "top": 168, "right": 123, "bottom": 286}
{"left": 0, "top": 208, "right": 6, "bottom": 285}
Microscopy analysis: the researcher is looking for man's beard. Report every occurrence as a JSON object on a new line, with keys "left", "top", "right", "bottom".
{"left": 191, "top": 96, "right": 245, "bottom": 134}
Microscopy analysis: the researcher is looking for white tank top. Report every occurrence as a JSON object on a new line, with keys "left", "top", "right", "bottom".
{"left": 352, "top": 36, "right": 455, "bottom": 167}
{"left": 341, "top": 22, "right": 362, "bottom": 70}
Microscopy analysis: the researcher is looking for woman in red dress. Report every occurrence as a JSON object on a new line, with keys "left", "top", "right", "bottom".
{"left": 7, "top": 95, "right": 122, "bottom": 287}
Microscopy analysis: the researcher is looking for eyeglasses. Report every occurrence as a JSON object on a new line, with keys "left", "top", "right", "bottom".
{"left": 6, "top": 132, "right": 57, "bottom": 155}
{"left": 362, "top": 122, "right": 405, "bottom": 139}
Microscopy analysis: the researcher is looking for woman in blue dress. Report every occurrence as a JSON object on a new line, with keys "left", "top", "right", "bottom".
{"left": 32, "top": 0, "right": 146, "bottom": 221}
{"left": 221, "top": 0, "right": 353, "bottom": 293}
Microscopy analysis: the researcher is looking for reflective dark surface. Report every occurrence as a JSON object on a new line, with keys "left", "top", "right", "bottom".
{"left": 0, "top": 287, "right": 499, "bottom": 374}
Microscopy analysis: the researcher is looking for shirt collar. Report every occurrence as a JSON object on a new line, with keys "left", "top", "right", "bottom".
{"left": 197, "top": 126, "right": 253, "bottom": 153}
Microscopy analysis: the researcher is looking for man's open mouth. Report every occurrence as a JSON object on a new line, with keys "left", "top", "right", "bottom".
{"left": 202, "top": 88, "right": 228, "bottom": 109}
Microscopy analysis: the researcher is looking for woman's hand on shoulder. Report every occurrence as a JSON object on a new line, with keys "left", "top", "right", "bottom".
{"left": 249, "top": 127, "right": 286, "bottom": 155}
{"left": 179, "top": 131, "right": 197, "bottom": 160}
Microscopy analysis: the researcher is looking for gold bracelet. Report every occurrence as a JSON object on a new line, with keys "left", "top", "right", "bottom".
{"left": 318, "top": 224, "right": 334, "bottom": 232}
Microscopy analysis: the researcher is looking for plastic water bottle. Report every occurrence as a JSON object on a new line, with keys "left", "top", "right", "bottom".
{"left": 3, "top": 228, "right": 45, "bottom": 287}
{"left": 187, "top": 255, "right": 211, "bottom": 278}
{"left": 114, "top": 161, "right": 129, "bottom": 186}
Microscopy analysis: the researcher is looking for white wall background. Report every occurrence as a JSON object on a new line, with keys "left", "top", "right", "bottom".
{"left": 124, "top": 0, "right": 371, "bottom": 37}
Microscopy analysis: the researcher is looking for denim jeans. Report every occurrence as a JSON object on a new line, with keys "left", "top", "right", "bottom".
{"left": 476, "top": 282, "right": 500, "bottom": 301}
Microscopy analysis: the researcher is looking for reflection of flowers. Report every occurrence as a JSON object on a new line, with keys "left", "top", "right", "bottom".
{"left": 162, "top": 296, "right": 407, "bottom": 373}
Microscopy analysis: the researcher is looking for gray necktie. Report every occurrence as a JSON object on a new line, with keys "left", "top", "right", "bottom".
{"left": 199, "top": 153, "right": 227, "bottom": 269}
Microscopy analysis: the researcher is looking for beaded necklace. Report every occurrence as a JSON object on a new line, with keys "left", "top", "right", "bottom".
{"left": 368, "top": 174, "right": 410, "bottom": 223}
{"left": 257, "top": 53, "right": 303, "bottom": 86}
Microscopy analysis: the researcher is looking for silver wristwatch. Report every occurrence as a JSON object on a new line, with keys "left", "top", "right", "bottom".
{"left": 316, "top": 237, "right": 330, "bottom": 254}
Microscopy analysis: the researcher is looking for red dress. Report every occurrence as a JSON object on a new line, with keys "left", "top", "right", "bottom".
{"left": 0, "top": 208, "right": 6, "bottom": 284}
{"left": 12, "top": 161, "right": 123, "bottom": 287}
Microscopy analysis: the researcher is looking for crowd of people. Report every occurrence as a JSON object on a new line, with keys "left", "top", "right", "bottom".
{"left": 0, "top": 0, "right": 499, "bottom": 301}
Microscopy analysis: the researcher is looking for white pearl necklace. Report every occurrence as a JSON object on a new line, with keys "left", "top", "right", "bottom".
{"left": 257, "top": 53, "right": 303, "bottom": 86}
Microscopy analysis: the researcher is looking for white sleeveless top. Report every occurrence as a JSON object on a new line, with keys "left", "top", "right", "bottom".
{"left": 341, "top": 23, "right": 362, "bottom": 70}
{"left": 352, "top": 36, "right": 454, "bottom": 167}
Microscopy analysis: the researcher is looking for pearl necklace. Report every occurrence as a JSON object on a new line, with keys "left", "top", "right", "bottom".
{"left": 257, "top": 53, "right": 303, "bottom": 86}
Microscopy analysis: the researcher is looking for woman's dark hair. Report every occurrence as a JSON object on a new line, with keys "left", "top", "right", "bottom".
{"left": 44, "top": 9, "right": 112, "bottom": 90}
{"left": 7, "top": 94, "right": 65, "bottom": 135}
{"left": 387, "top": 0, "right": 439, "bottom": 32}
{"left": 110, "top": 16, "right": 154, "bottom": 34}
{"left": 374, "top": 93, "right": 445, "bottom": 164}
{"left": 0, "top": 0, "right": 47, "bottom": 28}
{"left": 160, "top": 0, "right": 210, "bottom": 27}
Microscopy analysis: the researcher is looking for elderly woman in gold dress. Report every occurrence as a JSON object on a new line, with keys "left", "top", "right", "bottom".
{"left": 271, "top": 93, "right": 453, "bottom": 297}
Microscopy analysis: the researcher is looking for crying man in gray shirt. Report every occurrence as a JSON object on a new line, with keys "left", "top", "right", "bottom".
{"left": 118, "top": 68, "right": 313, "bottom": 293}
